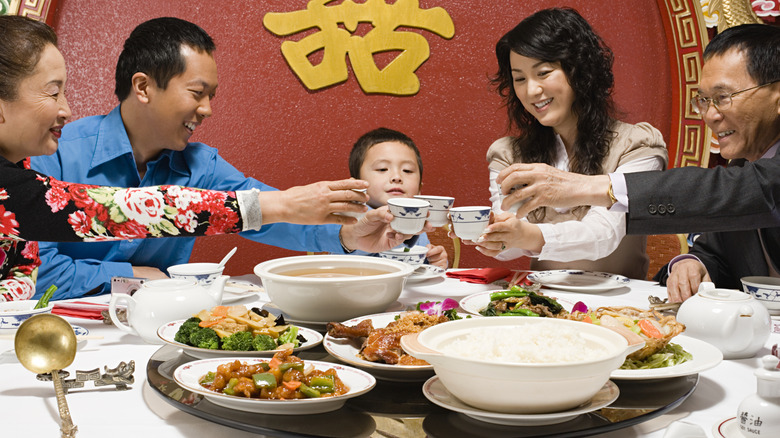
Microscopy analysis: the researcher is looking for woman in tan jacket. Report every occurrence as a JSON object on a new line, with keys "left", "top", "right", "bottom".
{"left": 474, "top": 8, "right": 668, "bottom": 279}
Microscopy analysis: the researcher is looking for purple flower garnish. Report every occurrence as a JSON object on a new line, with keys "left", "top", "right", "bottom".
{"left": 417, "top": 298, "right": 459, "bottom": 316}
{"left": 571, "top": 301, "right": 588, "bottom": 313}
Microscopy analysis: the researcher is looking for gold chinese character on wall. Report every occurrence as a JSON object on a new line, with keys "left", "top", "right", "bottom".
{"left": 263, "top": 0, "right": 455, "bottom": 95}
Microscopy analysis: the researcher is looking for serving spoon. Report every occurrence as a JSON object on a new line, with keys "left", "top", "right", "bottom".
{"left": 218, "top": 246, "right": 238, "bottom": 269}
{"left": 14, "top": 314, "right": 78, "bottom": 437}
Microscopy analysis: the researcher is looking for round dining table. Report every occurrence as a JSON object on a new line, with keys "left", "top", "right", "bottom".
{"left": 1, "top": 271, "right": 778, "bottom": 438}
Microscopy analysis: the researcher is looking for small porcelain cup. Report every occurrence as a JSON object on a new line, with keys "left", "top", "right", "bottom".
{"left": 414, "top": 195, "right": 454, "bottom": 227}
{"left": 167, "top": 262, "right": 224, "bottom": 285}
{"left": 501, "top": 185, "right": 529, "bottom": 214}
{"left": 387, "top": 198, "right": 430, "bottom": 234}
{"left": 449, "top": 206, "right": 491, "bottom": 241}
{"left": 335, "top": 188, "right": 368, "bottom": 219}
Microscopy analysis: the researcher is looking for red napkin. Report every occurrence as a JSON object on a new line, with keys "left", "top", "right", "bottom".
{"left": 446, "top": 268, "right": 512, "bottom": 284}
{"left": 52, "top": 301, "right": 107, "bottom": 320}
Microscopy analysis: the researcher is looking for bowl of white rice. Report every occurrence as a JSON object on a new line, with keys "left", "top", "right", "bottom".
{"left": 400, "top": 316, "right": 643, "bottom": 414}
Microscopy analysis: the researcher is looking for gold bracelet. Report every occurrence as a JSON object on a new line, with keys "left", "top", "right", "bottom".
{"left": 607, "top": 182, "right": 618, "bottom": 207}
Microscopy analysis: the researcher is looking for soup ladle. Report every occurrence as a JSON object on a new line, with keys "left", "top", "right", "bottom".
{"left": 14, "top": 313, "right": 78, "bottom": 437}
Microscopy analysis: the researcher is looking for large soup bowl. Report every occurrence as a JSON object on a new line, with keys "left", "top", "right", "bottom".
{"left": 401, "top": 317, "right": 643, "bottom": 414}
{"left": 254, "top": 255, "right": 414, "bottom": 322}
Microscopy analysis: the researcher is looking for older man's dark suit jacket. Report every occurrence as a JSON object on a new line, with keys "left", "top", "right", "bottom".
{"left": 623, "top": 152, "right": 780, "bottom": 235}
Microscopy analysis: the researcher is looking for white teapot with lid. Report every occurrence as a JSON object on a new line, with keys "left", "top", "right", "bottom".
{"left": 676, "top": 282, "right": 771, "bottom": 359}
{"left": 109, "top": 276, "right": 228, "bottom": 344}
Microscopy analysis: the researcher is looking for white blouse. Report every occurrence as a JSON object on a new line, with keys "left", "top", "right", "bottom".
{"left": 488, "top": 134, "right": 665, "bottom": 262}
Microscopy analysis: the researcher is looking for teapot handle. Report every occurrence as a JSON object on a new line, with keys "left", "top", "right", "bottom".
{"left": 109, "top": 294, "right": 138, "bottom": 336}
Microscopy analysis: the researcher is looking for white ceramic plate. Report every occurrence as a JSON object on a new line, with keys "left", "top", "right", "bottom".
{"left": 458, "top": 290, "right": 574, "bottom": 316}
{"left": 527, "top": 270, "right": 630, "bottom": 292}
{"left": 610, "top": 335, "right": 722, "bottom": 380}
{"left": 324, "top": 311, "right": 439, "bottom": 381}
{"left": 406, "top": 264, "right": 445, "bottom": 283}
{"left": 220, "top": 281, "right": 263, "bottom": 304}
{"left": 157, "top": 319, "right": 322, "bottom": 359}
{"left": 423, "top": 376, "right": 619, "bottom": 426}
{"left": 712, "top": 417, "right": 740, "bottom": 438}
{"left": 174, "top": 357, "right": 375, "bottom": 414}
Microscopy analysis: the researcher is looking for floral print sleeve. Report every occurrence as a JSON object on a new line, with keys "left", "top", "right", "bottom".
{"left": 0, "top": 158, "right": 248, "bottom": 301}
{"left": 0, "top": 159, "right": 245, "bottom": 242}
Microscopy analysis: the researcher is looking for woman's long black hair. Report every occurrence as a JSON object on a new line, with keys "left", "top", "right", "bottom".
{"left": 491, "top": 7, "right": 616, "bottom": 177}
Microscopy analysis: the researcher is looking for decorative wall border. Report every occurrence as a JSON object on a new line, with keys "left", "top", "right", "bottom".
{"left": 13, "top": 0, "right": 58, "bottom": 26}
{"left": 656, "top": 0, "right": 712, "bottom": 168}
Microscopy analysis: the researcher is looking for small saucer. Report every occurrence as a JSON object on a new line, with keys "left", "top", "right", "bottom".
{"left": 423, "top": 376, "right": 619, "bottom": 426}
{"left": 713, "top": 417, "right": 744, "bottom": 438}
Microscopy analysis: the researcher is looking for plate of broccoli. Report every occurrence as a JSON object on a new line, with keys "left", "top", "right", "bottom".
{"left": 157, "top": 318, "right": 323, "bottom": 359}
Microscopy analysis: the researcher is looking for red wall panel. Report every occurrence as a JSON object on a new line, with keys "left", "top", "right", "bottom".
{"left": 51, "top": 0, "right": 671, "bottom": 274}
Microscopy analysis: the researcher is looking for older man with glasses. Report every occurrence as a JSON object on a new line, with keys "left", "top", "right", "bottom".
{"left": 493, "top": 23, "right": 780, "bottom": 302}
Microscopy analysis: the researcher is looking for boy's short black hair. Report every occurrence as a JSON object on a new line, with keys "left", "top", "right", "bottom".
{"left": 348, "top": 128, "right": 423, "bottom": 179}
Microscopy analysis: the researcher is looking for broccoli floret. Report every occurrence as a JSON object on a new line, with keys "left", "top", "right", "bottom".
{"left": 252, "top": 334, "right": 277, "bottom": 351}
{"left": 174, "top": 317, "right": 202, "bottom": 344}
{"left": 221, "top": 331, "right": 254, "bottom": 351}
{"left": 277, "top": 326, "right": 300, "bottom": 348}
{"left": 189, "top": 327, "right": 220, "bottom": 350}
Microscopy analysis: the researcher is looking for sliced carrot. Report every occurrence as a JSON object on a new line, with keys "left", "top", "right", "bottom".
{"left": 583, "top": 315, "right": 593, "bottom": 324}
{"left": 638, "top": 319, "right": 664, "bottom": 339}
{"left": 198, "top": 317, "right": 224, "bottom": 327}
{"left": 283, "top": 380, "right": 301, "bottom": 390}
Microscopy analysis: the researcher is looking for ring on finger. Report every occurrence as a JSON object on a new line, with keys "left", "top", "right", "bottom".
{"left": 501, "top": 243, "right": 506, "bottom": 250}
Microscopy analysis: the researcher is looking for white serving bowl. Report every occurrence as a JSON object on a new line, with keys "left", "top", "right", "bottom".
{"left": 401, "top": 317, "right": 642, "bottom": 414}
{"left": 741, "top": 276, "right": 780, "bottom": 314}
{"left": 0, "top": 300, "right": 54, "bottom": 330}
{"left": 254, "top": 255, "right": 414, "bottom": 322}
{"left": 379, "top": 245, "right": 429, "bottom": 266}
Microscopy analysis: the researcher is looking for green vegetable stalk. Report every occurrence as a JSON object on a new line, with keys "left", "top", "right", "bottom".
{"left": 34, "top": 285, "right": 57, "bottom": 309}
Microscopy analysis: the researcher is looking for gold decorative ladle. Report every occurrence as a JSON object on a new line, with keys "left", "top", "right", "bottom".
{"left": 14, "top": 313, "right": 78, "bottom": 437}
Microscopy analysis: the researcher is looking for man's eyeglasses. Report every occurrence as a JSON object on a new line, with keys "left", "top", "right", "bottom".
{"left": 691, "top": 79, "right": 779, "bottom": 115}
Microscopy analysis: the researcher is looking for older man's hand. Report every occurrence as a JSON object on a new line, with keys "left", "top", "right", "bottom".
{"left": 666, "top": 258, "right": 711, "bottom": 303}
{"left": 257, "top": 179, "right": 370, "bottom": 225}
{"left": 496, "top": 163, "right": 612, "bottom": 218}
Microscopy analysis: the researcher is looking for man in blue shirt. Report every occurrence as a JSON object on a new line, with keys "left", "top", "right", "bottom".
{"left": 30, "top": 17, "right": 408, "bottom": 299}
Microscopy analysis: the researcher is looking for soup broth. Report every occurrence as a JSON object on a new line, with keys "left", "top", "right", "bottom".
{"left": 279, "top": 266, "right": 392, "bottom": 278}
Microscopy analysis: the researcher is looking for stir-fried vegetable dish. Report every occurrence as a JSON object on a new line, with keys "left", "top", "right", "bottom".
{"left": 199, "top": 350, "right": 349, "bottom": 399}
{"left": 479, "top": 285, "right": 567, "bottom": 317}
{"left": 174, "top": 305, "right": 305, "bottom": 351}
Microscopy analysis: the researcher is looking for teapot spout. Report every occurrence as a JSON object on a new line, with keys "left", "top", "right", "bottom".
{"left": 208, "top": 275, "right": 229, "bottom": 304}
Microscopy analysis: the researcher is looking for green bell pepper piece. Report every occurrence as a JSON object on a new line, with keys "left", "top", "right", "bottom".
{"left": 222, "top": 377, "right": 239, "bottom": 395}
{"left": 278, "top": 362, "right": 304, "bottom": 373}
{"left": 299, "top": 383, "right": 321, "bottom": 398}
{"left": 252, "top": 372, "right": 277, "bottom": 390}
{"left": 309, "top": 376, "right": 335, "bottom": 393}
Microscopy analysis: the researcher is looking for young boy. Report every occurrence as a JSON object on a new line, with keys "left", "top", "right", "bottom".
{"left": 348, "top": 128, "right": 449, "bottom": 268}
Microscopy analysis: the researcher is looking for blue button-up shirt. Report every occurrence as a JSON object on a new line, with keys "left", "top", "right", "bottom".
{"left": 30, "top": 106, "right": 343, "bottom": 299}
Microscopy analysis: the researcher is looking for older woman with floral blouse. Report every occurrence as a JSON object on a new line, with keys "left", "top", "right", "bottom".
{"left": 0, "top": 16, "right": 406, "bottom": 301}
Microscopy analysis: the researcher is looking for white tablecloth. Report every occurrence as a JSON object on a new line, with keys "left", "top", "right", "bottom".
{"left": 1, "top": 273, "right": 778, "bottom": 438}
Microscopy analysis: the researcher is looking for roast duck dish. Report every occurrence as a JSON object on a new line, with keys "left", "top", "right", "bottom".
{"left": 326, "top": 311, "right": 449, "bottom": 366}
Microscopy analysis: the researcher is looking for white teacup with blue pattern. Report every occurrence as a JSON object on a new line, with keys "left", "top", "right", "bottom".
{"left": 449, "top": 206, "right": 491, "bottom": 241}
{"left": 387, "top": 198, "right": 430, "bottom": 234}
